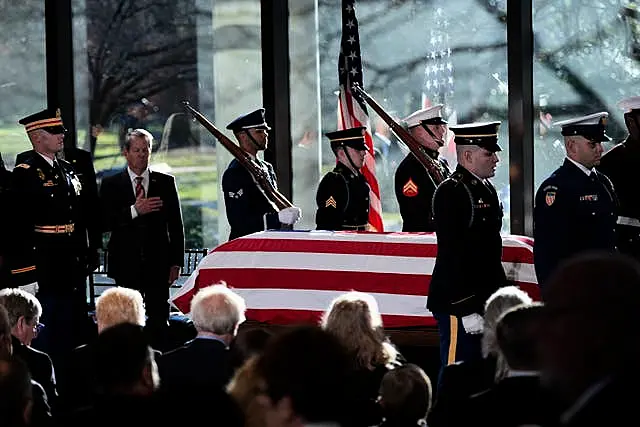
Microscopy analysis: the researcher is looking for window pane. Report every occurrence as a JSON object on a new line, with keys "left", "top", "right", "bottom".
{"left": 292, "top": 0, "right": 510, "bottom": 232}
{"left": 73, "top": 0, "right": 262, "bottom": 249}
{"left": 533, "top": 0, "right": 640, "bottom": 187}
{"left": 0, "top": 2, "right": 46, "bottom": 167}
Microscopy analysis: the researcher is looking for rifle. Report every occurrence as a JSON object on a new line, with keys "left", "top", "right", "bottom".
{"left": 350, "top": 83, "right": 445, "bottom": 186}
{"left": 183, "top": 101, "right": 294, "bottom": 210}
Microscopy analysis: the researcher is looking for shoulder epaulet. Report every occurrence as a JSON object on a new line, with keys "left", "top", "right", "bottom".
{"left": 447, "top": 171, "right": 464, "bottom": 186}
{"left": 15, "top": 163, "right": 30, "bottom": 169}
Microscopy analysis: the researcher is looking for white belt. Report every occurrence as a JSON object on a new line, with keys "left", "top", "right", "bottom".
{"left": 617, "top": 216, "right": 640, "bottom": 228}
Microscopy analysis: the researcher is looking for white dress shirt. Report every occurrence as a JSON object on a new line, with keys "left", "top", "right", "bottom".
{"left": 128, "top": 167, "right": 150, "bottom": 219}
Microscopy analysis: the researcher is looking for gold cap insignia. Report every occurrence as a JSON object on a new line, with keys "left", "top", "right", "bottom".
{"left": 55, "top": 108, "right": 61, "bottom": 118}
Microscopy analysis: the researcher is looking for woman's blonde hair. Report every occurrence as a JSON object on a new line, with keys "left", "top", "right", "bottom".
{"left": 321, "top": 291, "right": 398, "bottom": 370}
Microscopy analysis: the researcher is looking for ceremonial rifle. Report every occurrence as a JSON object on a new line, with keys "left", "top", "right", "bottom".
{"left": 183, "top": 101, "right": 294, "bottom": 210}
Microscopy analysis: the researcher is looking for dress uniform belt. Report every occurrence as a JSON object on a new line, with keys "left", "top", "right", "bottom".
{"left": 34, "top": 224, "right": 75, "bottom": 234}
{"left": 342, "top": 224, "right": 367, "bottom": 231}
{"left": 617, "top": 216, "right": 640, "bottom": 228}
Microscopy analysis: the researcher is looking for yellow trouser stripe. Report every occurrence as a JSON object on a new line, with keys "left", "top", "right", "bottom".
{"left": 11, "top": 266, "right": 36, "bottom": 274}
{"left": 447, "top": 315, "right": 458, "bottom": 365}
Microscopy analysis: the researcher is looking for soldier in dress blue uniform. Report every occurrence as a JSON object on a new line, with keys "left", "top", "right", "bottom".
{"left": 221, "top": 108, "right": 302, "bottom": 240}
{"left": 395, "top": 105, "right": 452, "bottom": 232}
{"left": 597, "top": 97, "right": 640, "bottom": 260}
{"left": 315, "top": 127, "right": 370, "bottom": 231}
{"left": 7, "top": 108, "right": 93, "bottom": 374}
{"left": 428, "top": 121, "right": 507, "bottom": 378}
{"left": 533, "top": 112, "right": 618, "bottom": 288}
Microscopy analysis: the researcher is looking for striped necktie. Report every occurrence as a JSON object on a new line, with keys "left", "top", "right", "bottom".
{"left": 135, "top": 176, "right": 145, "bottom": 198}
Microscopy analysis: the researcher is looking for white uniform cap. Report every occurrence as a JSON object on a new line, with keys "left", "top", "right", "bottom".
{"left": 553, "top": 111, "right": 609, "bottom": 128}
{"left": 402, "top": 104, "right": 446, "bottom": 128}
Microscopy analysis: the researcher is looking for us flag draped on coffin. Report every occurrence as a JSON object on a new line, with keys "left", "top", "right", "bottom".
{"left": 170, "top": 231, "right": 539, "bottom": 328}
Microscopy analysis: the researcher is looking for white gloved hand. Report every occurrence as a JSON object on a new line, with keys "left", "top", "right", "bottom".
{"left": 19, "top": 282, "right": 39, "bottom": 296}
{"left": 278, "top": 207, "right": 302, "bottom": 225}
{"left": 461, "top": 313, "right": 484, "bottom": 335}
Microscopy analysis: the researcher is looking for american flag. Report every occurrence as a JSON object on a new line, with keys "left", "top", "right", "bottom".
{"left": 170, "top": 231, "right": 540, "bottom": 328}
{"left": 336, "top": 0, "right": 383, "bottom": 232}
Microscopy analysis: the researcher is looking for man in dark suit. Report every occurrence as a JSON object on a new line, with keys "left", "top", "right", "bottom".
{"left": 16, "top": 146, "right": 101, "bottom": 270}
{"left": 429, "top": 121, "right": 507, "bottom": 372}
{"left": 395, "top": 105, "right": 452, "bottom": 232}
{"left": 534, "top": 112, "right": 617, "bottom": 288}
{"left": 221, "top": 108, "right": 301, "bottom": 240}
{"left": 315, "top": 127, "right": 371, "bottom": 231}
{"left": 7, "top": 108, "right": 93, "bottom": 367}
{"left": 0, "top": 288, "right": 57, "bottom": 411}
{"left": 158, "top": 284, "right": 244, "bottom": 394}
{"left": 99, "top": 128, "right": 184, "bottom": 350}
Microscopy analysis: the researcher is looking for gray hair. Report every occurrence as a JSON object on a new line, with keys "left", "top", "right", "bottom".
{"left": 481, "top": 286, "right": 533, "bottom": 381}
{"left": 124, "top": 128, "right": 153, "bottom": 150}
{"left": 96, "top": 287, "right": 146, "bottom": 333}
{"left": 190, "top": 283, "right": 246, "bottom": 335}
{"left": 0, "top": 289, "right": 42, "bottom": 328}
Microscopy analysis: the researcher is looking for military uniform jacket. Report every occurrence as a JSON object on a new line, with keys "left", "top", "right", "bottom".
{"left": 597, "top": 141, "right": 640, "bottom": 258}
{"left": 315, "top": 162, "right": 370, "bottom": 231}
{"left": 7, "top": 154, "right": 89, "bottom": 290}
{"left": 428, "top": 165, "right": 506, "bottom": 316}
{"left": 394, "top": 152, "right": 451, "bottom": 232}
{"left": 222, "top": 158, "right": 280, "bottom": 240}
{"left": 533, "top": 159, "right": 617, "bottom": 286}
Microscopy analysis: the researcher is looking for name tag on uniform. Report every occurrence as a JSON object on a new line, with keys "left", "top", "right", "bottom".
{"left": 580, "top": 194, "right": 598, "bottom": 202}
{"left": 43, "top": 180, "right": 56, "bottom": 187}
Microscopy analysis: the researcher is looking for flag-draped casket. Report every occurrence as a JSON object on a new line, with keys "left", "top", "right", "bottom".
{"left": 170, "top": 231, "right": 539, "bottom": 328}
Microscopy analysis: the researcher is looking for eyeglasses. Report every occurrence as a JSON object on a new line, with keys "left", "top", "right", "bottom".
{"left": 33, "top": 322, "right": 45, "bottom": 334}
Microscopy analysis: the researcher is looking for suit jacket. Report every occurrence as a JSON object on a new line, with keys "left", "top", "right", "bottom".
{"left": 99, "top": 168, "right": 184, "bottom": 286}
{"left": 12, "top": 335, "right": 57, "bottom": 411}
{"left": 157, "top": 337, "right": 232, "bottom": 393}
{"left": 534, "top": 159, "right": 617, "bottom": 286}
{"left": 16, "top": 148, "right": 102, "bottom": 251}
{"left": 428, "top": 165, "right": 506, "bottom": 316}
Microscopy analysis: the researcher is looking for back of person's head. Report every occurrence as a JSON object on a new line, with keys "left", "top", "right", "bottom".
{"left": 482, "top": 286, "right": 533, "bottom": 357}
{"left": 229, "top": 327, "right": 273, "bottom": 370}
{"left": 321, "top": 291, "right": 397, "bottom": 369}
{"left": 542, "top": 252, "right": 640, "bottom": 395}
{"left": 379, "top": 364, "right": 432, "bottom": 424}
{"left": 256, "top": 325, "right": 351, "bottom": 423}
{"left": 0, "top": 357, "right": 33, "bottom": 427}
{"left": 0, "top": 288, "right": 42, "bottom": 329}
{"left": 95, "top": 287, "right": 146, "bottom": 333}
{"left": 496, "top": 303, "right": 544, "bottom": 372}
{"left": 0, "top": 305, "right": 12, "bottom": 358}
{"left": 94, "top": 323, "right": 157, "bottom": 395}
{"left": 190, "top": 283, "right": 246, "bottom": 336}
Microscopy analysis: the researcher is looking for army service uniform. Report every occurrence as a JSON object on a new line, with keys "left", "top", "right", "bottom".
{"left": 316, "top": 127, "right": 370, "bottom": 231}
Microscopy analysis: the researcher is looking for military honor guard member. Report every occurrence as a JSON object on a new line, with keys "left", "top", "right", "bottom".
{"left": 428, "top": 121, "right": 507, "bottom": 371}
{"left": 221, "top": 108, "right": 302, "bottom": 240}
{"left": 315, "top": 127, "right": 370, "bottom": 231}
{"left": 395, "top": 105, "right": 451, "bottom": 231}
{"left": 533, "top": 112, "right": 618, "bottom": 288}
{"left": 597, "top": 97, "right": 640, "bottom": 259}
{"left": 7, "top": 108, "right": 92, "bottom": 361}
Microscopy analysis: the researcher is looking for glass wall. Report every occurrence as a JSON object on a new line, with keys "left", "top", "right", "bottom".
{"left": 72, "top": 0, "right": 262, "bottom": 249}
{"left": 291, "top": 0, "right": 510, "bottom": 232}
{"left": 533, "top": 0, "right": 640, "bottom": 188}
{"left": 0, "top": 1, "right": 47, "bottom": 168}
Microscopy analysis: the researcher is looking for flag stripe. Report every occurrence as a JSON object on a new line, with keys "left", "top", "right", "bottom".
{"left": 246, "top": 309, "right": 435, "bottom": 328}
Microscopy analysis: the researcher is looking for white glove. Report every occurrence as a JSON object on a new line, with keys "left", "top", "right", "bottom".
{"left": 278, "top": 207, "right": 302, "bottom": 225}
{"left": 461, "top": 313, "right": 484, "bottom": 335}
{"left": 19, "top": 282, "right": 39, "bottom": 296}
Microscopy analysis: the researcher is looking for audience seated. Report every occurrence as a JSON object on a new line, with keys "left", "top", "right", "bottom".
{"left": 0, "top": 288, "right": 57, "bottom": 412}
{"left": 378, "top": 363, "right": 433, "bottom": 427}
{"left": 428, "top": 285, "right": 533, "bottom": 427}
{"left": 321, "top": 291, "right": 403, "bottom": 427}
{"left": 229, "top": 326, "right": 273, "bottom": 372}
